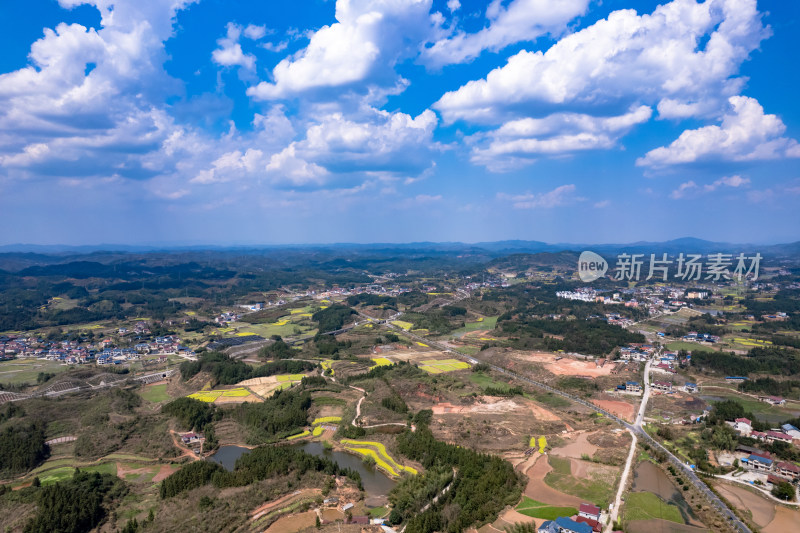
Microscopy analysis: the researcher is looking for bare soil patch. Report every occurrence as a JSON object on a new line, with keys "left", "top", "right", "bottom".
{"left": 263, "top": 509, "right": 317, "bottom": 533}
{"left": 251, "top": 489, "right": 321, "bottom": 522}
{"left": 714, "top": 483, "right": 775, "bottom": 528}
{"left": 551, "top": 431, "right": 599, "bottom": 460}
{"left": 763, "top": 506, "right": 800, "bottom": 533}
{"left": 520, "top": 453, "right": 584, "bottom": 507}
{"left": 152, "top": 464, "right": 178, "bottom": 483}
{"left": 514, "top": 351, "right": 615, "bottom": 378}
{"left": 592, "top": 398, "right": 635, "bottom": 422}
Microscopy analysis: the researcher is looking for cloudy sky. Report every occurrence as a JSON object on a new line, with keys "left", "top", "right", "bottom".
{"left": 1, "top": 0, "right": 798, "bottom": 245}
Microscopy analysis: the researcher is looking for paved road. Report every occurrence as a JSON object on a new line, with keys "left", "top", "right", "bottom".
{"left": 355, "top": 308, "right": 751, "bottom": 533}
{"left": 606, "top": 357, "right": 653, "bottom": 532}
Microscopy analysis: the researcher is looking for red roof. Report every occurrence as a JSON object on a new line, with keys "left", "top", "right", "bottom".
{"left": 579, "top": 503, "right": 601, "bottom": 516}
{"left": 574, "top": 516, "right": 602, "bottom": 532}
{"left": 735, "top": 418, "right": 752, "bottom": 425}
{"left": 777, "top": 461, "right": 800, "bottom": 473}
{"left": 766, "top": 431, "right": 791, "bottom": 440}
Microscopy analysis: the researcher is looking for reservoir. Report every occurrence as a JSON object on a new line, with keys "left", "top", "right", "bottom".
{"left": 209, "top": 442, "right": 397, "bottom": 496}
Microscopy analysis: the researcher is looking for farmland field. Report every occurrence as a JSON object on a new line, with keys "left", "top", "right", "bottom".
{"left": 419, "top": 359, "right": 471, "bottom": 374}
{"left": 515, "top": 497, "right": 578, "bottom": 520}
{"left": 623, "top": 491, "right": 684, "bottom": 524}
{"left": 311, "top": 416, "right": 341, "bottom": 425}
{"left": 140, "top": 383, "right": 170, "bottom": 403}
{"left": 188, "top": 387, "right": 256, "bottom": 403}
{"left": 340, "top": 439, "right": 417, "bottom": 476}
{"left": 452, "top": 316, "right": 498, "bottom": 335}
{"left": 0, "top": 358, "right": 71, "bottom": 385}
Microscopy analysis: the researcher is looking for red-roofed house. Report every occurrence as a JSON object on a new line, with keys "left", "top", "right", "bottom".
{"left": 765, "top": 431, "right": 792, "bottom": 444}
{"left": 733, "top": 418, "right": 752, "bottom": 436}
{"left": 776, "top": 461, "right": 800, "bottom": 481}
{"left": 579, "top": 503, "right": 601, "bottom": 521}
{"left": 574, "top": 516, "right": 602, "bottom": 532}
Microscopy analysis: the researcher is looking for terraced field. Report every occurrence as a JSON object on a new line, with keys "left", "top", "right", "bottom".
{"left": 340, "top": 439, "right": 417, "bottom": 477}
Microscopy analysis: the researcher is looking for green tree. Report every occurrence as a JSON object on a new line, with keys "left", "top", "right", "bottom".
{"left": 771, "top": 481, "right": 796, "bottom": 501}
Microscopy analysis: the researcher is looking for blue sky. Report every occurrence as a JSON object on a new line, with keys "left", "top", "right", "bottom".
{"left": 1, "top": 0, "right": 798, "bottom": 246}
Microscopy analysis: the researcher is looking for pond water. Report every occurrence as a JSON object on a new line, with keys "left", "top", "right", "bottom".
{"left": 297, "top": 441, "right": 397, "bottom": 497}
{"left": 631, "top": 461, "right": 703, "bottom": 526}
{"left": 208, "top": 442, "right": 397, "bottom": 497}
{"left": 209, "top": 445, "right": 251, "bottom": 471}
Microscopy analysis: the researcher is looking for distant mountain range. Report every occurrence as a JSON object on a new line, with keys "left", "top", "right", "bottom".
{"left": 1, "top": 238, "right": 798, "bottom": 257}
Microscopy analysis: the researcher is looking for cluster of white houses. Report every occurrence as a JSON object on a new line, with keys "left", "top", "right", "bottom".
{"left": 728, "top": 419, "right": 800, "bottom": 482}
{"left": 0, "top": 329, "right": 187, "bottom": 366}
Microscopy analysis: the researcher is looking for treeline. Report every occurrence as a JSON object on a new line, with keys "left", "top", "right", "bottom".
{"left": 483, "top": 386, "right": 524, "bottom": 397}
{"left": 259, "top": 339, "right": 296, "bottom": 360}
{"left": 691, "top": 347, "right": 800, "bottom": 377}
{"left": 382, "top": 394, "right": 409, "bottom": 413}
{"left": 159, "top": 460, "right": 224, "bottom": 498}
{"left": 739, "top": 377, "right": 800, "bottom": 399}
{"left": 499, "top": 315, "right": 644, "bottom": 356}
{"left": 162, "top": 398, "right": 216, "bottom": 432}
{"left": 161, "top": 445, "right": 362, "bottom": 498}
{"left": 346, "top": 294, "right": 397, "bottom": 308}
{"left": 180, "top": 351, "right": 315, "bottom": 385}
{"left": 312, "top": 304, "right": 356, "bottom": 333}
{"left": 0, "top": 421, "right": 48, "bottom": 476}
{"left": 231, "top": 386, "right": 313, "bottom": 442}
{"left": 745, "top": 289, "right": 800, "bottom": 315}
{"left": 26, "top": 470, "right": 126, "bottom": 533}
{"left": 393, "top": 425, "right": 523, "bottom": 532}
{"left": 397, "top": 291, "right": 429, "bottom": 308}
{"left": 403, "top": 310, "right": 463, "bottom": 335}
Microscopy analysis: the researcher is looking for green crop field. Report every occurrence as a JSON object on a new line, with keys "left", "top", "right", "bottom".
{"left": 452, "top": 316, "right": 498, "bottom": 335}
{"left": 0, "top": 358, "right": 71, "bottom": 386}
{"left": 38, "top": 462, "right": 117, "bottom": 486}
{"left": 544, "top": 455, "right": 614, "bottom": 507}
{"left": 515, "top": 497, "right": 578, "bottom": 520}
{"left": 140, "top": 383, "right": 170, "bottom": 403}
{"left": 623, "top": 492, "right": 684, "bottom": 524}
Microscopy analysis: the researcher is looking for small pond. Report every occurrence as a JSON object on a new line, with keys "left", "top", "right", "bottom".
{"left": 209, "top": 442, "right": 397, "bottom": 497}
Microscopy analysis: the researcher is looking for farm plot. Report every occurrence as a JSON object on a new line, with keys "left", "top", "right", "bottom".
{"left": 513, "top": 351, "right": 615, "bottom": 378}
{"left": 140, "top": 383, "right": 171, "bottom": 403}
{"left": 187, "top": 387, "right": 258, "bottom": 404}
{"left": 515, "top": 497, "right": 578, "bottom": 520}
{"left": 340, "top": 439, "right": 417, "bottom": 476}
{"left": 371, "top": 357, "right": 393, "bottom": 367}
{"left": 312, "top": 416, "right": 341, "bottom": 425}
{"left": 236, "top": 374, "right": 305, "bottom": 397}
{"left": 418, "top": 359, "right": 471, "bottom": 374}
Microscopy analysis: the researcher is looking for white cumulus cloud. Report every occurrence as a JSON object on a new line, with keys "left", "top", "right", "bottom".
{"left": 247, "top": 0, "right": 433, "bottom": 100}
{"left": 638, "top": 96, "right": 800, "bottom": 167}
{"left": 423, "top": 0, "right": 589, "bottom": 67}
{"left": 212, "top": 23, "right": 256, "bottom": 70}
{"left": 470, "top": 105, "right": 652, "bottom": 171}
{"left": 434, "top": 0, "right": 769, "bottom": 125}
